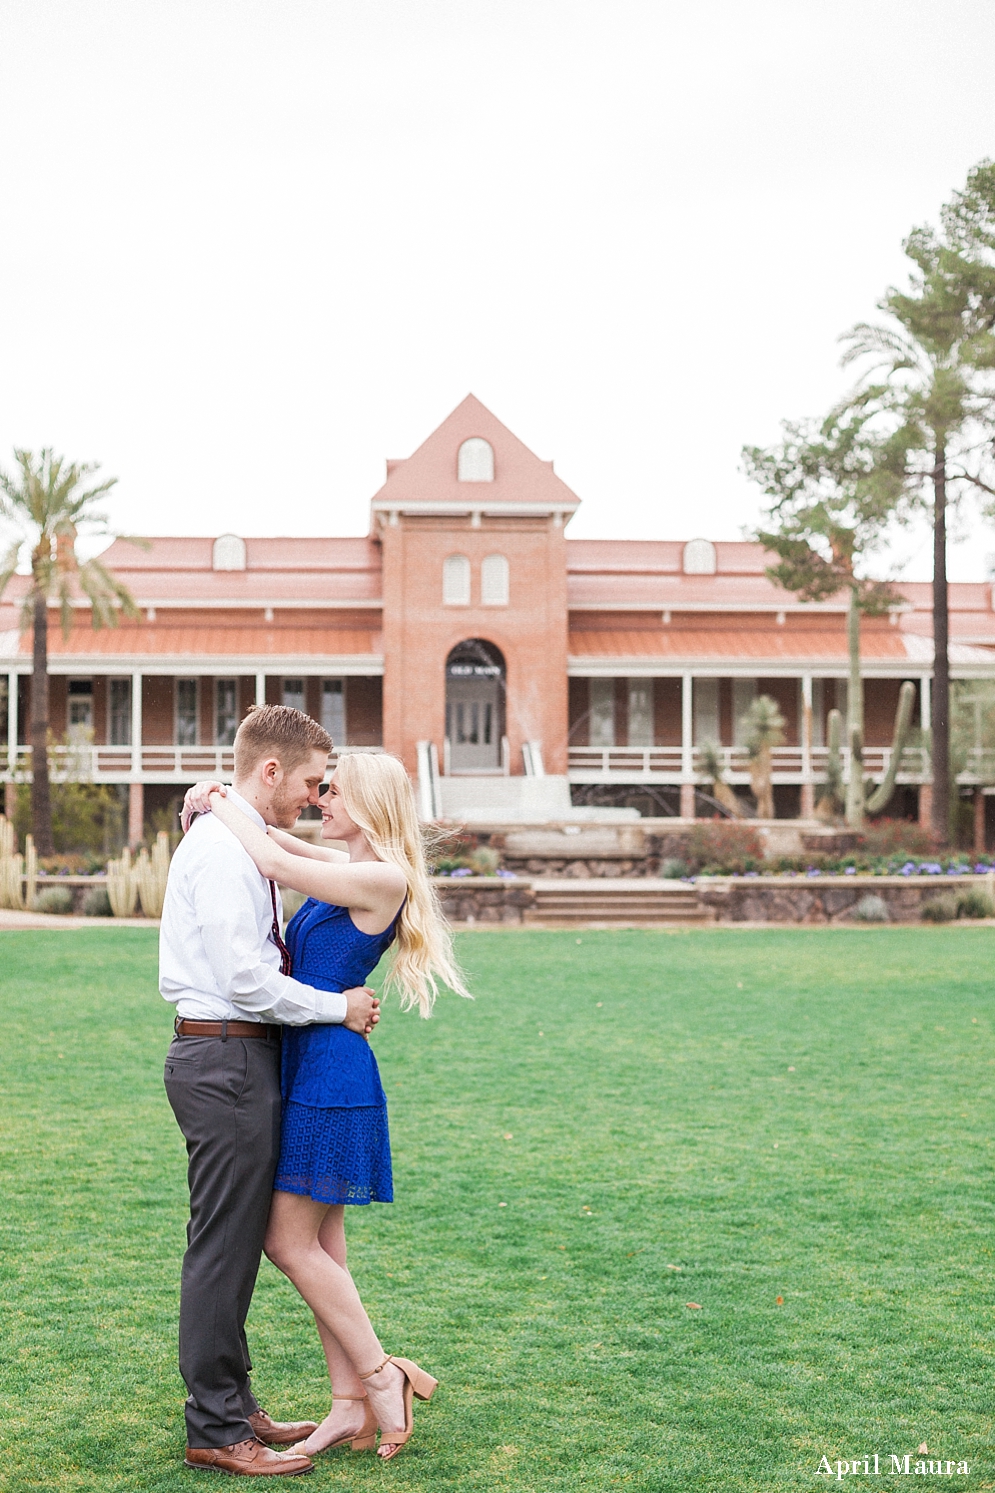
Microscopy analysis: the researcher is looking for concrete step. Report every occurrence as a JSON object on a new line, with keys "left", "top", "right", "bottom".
{"left": 525, "top": 878, "right": 711, "bottom": 924}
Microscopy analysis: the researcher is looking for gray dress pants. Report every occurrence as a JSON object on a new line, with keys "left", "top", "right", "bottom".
{"left": 164, "top": 1032, "right": 282, "bottom": 1448}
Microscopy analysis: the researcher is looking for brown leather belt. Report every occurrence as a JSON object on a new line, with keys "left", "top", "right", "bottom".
{"left": 174, "top": 1018, "right": 281, "bottom": 1040}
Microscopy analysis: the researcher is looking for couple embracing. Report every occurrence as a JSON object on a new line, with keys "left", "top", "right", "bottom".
{"left": 159, "top": 704, "right": 467, "bottom": 1476}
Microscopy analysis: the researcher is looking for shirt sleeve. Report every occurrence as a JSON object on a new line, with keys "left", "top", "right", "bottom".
{"left": 190, "top": 842, "right": 348, "bottom": 1026}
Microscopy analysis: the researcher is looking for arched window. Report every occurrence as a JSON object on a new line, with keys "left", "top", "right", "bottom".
{"left": 683, "top": 538, "right": 716, "bottom": 575}
{"left": 481, "top": 553, "right": 509, "bottom": 606}
{"left": 457, "top": 437, "right": 494, "bottom": 482}
{"left": 213, "top": 533, "right": 246, "bottom": 571}
{"left": 443, "top": 554, "right": 471, "bottom": 605}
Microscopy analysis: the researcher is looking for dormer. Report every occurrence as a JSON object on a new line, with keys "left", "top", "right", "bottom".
{"left": 683, "top": 538, "right": 716, "bottom": 575}
{"left": 213, "top": 533, "right": 246, "bottom": 571}
{"left": 457, "top": 437, "right": 494, "bottom": 482}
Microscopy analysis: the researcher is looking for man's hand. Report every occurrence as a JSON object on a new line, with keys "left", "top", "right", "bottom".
{"left": 181, "top": 781, "right": 227, "bottom": 833}
{"left": 343, "top": 986, "right": 380, "bottom": 1037}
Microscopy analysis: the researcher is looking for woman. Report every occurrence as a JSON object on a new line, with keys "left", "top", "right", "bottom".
{"left": 181, "top": 753, "right": 469, "bottom": 1461}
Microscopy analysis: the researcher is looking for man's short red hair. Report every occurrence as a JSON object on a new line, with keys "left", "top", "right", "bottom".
{"left": 233, "top": 704, "right": 332, "bottom": 777}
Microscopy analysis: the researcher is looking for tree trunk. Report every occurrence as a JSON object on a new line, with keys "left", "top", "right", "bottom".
{"left": 30, "top": 590, "right": 54, "bottom": 855}
{"left": 845, "top": 587, "right": 865, "bottom": 828}
{"left": 931, "top": 440, "right": 950, "bottom": 844}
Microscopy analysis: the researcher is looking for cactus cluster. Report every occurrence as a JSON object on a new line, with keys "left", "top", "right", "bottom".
{"left": 821, "top": 680, "right": 917, "bottom": 826}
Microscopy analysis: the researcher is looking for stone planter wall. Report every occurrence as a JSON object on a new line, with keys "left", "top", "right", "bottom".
{"left": 433, "top": 877, "right": 536, "bottom": 924}
{"left": 433, "top": 873, "right": 995, "bottom": 925}
{"left": 474, "top": 820, "right": 855, "bottom": 877}
{"left": 697, "top": 874, "right": 995, "bottom": 924}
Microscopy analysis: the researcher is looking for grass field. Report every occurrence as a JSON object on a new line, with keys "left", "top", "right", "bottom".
{"left": 1, "top": 926, "right": 994, "bottom": 1491}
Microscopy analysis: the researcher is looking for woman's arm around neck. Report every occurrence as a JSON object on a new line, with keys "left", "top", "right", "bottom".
{"left": 207, "top": 792, "right": 406, "bottom": 919}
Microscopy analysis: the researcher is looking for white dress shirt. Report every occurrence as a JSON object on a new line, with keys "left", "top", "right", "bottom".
{"left": 159, "top": 789, "right": 347, "bottom": 1026}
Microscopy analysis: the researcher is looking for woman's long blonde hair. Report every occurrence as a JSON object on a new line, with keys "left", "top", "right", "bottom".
{"left": 333, "top": 753, "right": 470, "bottom": 1017}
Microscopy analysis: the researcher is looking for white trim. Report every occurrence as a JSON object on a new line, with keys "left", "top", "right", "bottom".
{"left": 567, "top": 600, "right": 898, "bottom": 614}
{"left": 7, "top": 671, "right": 16, "bottom": 757}
{"left": 567, "top": 658, "right": 995, "bottom": 679}
{"left": 0, "top": 656, "right": 386, "bottom": 676}
{"left": 214, "top": 677, "right": 239, "bottom": 746}
{"left": 175, "top": 677, "right": 200, "bottom": 746}
{"left": 681, "top": 672, "right": 693, "bottom": 780}
{"left": 371, "top": 500, "right": 578, "bottom": 518}
{"left": 0, "top": 596, "right": 382, "bottom": 611}
{"left": 130, "top": 672, "right": 143, "bottom": 775}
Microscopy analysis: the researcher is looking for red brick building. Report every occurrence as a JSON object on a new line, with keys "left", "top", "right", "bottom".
{"left": 3, "top": 395, "right": 994, "bottom": 838}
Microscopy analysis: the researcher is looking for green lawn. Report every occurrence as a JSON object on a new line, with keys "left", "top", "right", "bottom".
{"left": 1, "top": 927, "right": 994, "bottom": 1490}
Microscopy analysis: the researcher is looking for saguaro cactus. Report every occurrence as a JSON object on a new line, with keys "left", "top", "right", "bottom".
{"left": 822, "top": 679, "right": 916, "bottom": 824}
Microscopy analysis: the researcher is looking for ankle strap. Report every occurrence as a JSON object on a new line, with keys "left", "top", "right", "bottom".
{"left": 358, "top": 1355, "right": 394, "bottom": 1380}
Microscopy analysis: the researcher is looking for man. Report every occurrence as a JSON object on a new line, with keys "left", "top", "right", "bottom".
{"left": 160, "top": 705, "right": 379, "bottom": 1477}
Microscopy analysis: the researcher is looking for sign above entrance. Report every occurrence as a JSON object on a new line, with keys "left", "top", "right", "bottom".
{"left": 447, "top": 663, "right": 501, "bottom": 678}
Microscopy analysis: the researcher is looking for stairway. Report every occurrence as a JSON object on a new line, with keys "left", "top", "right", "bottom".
{"left": 525, "top": 878, "right": 712, "bottom": 925}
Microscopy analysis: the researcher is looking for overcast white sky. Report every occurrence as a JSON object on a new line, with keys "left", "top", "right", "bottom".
{"left": 2, "top": 0, "right": 994, "bottom": 578}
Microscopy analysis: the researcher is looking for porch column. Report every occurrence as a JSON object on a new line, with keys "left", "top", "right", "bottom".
{"left": 5, "top": 672, "right": 17, "bottom": 819}
{"left": 129, "top": 671, "right": 144, "bottom": 847}
{"left": 800, "top": 674, "right": 815, "bottom": 818}
{"left": 7, "top": 670, "right": 17, "bottom": 769}
{"left": 680, "top": 672, "right": 695, "bottom": 819}
{"left": 919, "top": 674, "right": 932, "bottom": 832}
{"left": 918, "top": 784, "right": 933, "bottom": 829}
{"left": 974, "top": 788, "right": 986, "bottom": 856}
{"left": 255, "top": 672, "right": 266, "bottom": 707}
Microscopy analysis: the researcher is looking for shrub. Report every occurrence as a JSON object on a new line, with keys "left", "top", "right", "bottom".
{"left": 853, "top": 894, "right": 889, "bottom": 923}
{"left": 922, "top": 894, "right": 958, "bottom": 923}
{"left": 660, "top": 857, "right": 690, "bottom": 879}
{"left": 469, "top": 846, "right": 501, "bottom": 875}
{"left": 82, "top": 885, "right": 112, "bottom": 917}
{"left": 35, "top": 886, "right": 74, "bottom": 915}
{"left": 956, "top": 888, "right": 995, "bottom": 920}
{"left": 858, "top": 820, "right": 936, "bottom": 859}
{"left": 688, "top": 819, "right": 765, "bottom": 874}
{"left": 12, "top": 776, "right": 125, "bottom": 856}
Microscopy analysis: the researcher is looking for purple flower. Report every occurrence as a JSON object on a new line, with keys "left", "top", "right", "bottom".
{"left": 975, "top": 864, "right": 991, "bottom": 874}
{"left": 451, "top": 866, "right": 473, "bottom": 878}
{"left": 806, "top": 868, "right": 821, "bottom": 878}
{"left": 844, "top": 866, "right": 856, "bottom": 875}
{"left": 496, "top": 869, "right": 516, "bottom": 879}
{"left": 901, "top": 862, "right": 915, "bottom": 876}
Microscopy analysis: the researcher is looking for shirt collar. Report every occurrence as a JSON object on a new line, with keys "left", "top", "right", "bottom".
{"left": 225, "top": 787, "right": 267, "bottom": 832}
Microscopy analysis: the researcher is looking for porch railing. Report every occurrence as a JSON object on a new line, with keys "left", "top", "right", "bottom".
{"left": 568, "top": 743, "right": 934, "bottom": 782}
{"left": 0, "top": 743, "right": 381, "bottom": 782}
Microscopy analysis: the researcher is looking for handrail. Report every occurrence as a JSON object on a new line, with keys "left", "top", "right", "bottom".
{"left": 567, "top": 742, "right": 935, "bottom": 781}
{"left": 0, "top": 742, "right": 383, "bottom": 782}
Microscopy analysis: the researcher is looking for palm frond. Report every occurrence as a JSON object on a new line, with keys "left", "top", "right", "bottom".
{"left": 0, "top": 536, "right": 24, "bottom": 600}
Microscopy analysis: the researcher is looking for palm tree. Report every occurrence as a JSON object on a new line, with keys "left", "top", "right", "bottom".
{"left": 0, "top": 450, "right": 138, "bottom": 854}
{"left": 839, "top": 202, "right": 995, "bottom": 841}
{"left": 744, "top": 405, "right": 911, "bottom": 828}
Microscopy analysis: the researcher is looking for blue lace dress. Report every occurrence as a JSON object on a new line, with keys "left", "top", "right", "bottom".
{"left": 274, "top": 898, "right": 400, "bottom": 1205}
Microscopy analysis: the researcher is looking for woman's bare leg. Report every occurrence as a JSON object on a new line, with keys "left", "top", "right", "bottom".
{"left": 265, "top": 1190, "right": 407, "bottom": 1456}
{"left": 302, "top": 1207, "right": 370, "bottom": 1451}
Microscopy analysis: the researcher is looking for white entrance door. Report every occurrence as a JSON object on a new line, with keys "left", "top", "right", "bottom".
{"left": 446, "top": 675, "right": 501, "bottom": 771}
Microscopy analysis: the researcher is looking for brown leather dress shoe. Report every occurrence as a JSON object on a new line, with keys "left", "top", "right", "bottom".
{"left": 184, "top": 1438, "right": 313, "bottom": 1475}
{"left": 248, "top": 1411, "right": 319, "bottom": 1446}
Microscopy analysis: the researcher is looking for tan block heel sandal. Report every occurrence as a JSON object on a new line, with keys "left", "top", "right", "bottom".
{"left": 288, "top": 1396, "right": 378, "bottom": 1456}
{"left": 359, "top": 1354, "right": 439, "bottom": 1460}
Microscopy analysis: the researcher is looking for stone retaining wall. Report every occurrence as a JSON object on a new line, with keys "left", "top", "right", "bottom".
{"left": 697, "top": 874, "right": 995, "bottom": 924}
{"left": 477, "top": 820, "right": 854, "bottom": 877}
{"left": 433, "top": 877, "right": 536, "bottom": 924}
{"left": 433, "top": 874, "right": 995, "bottom": 925}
